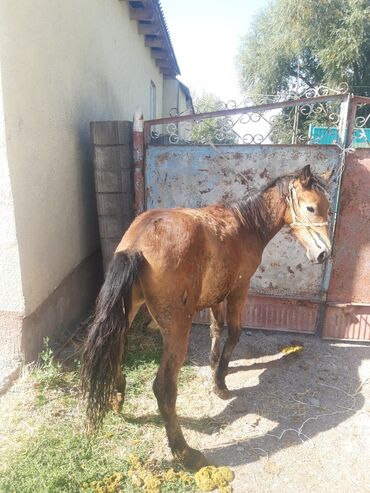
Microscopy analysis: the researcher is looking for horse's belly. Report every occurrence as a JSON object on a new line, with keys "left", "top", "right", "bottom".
{"left": 195, "top": 269, "right": 235, "bottom": 310}
{"left": 195, "top": 253, "right": 259, "bottom": 310}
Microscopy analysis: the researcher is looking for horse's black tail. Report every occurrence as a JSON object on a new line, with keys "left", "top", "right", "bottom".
{"left": 81, "top": 249, "right": 144, "bottom": 429}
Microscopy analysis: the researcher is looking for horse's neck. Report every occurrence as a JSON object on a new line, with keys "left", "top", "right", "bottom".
{"left": 258, "top": 186, "right": 287, "bottom": 245}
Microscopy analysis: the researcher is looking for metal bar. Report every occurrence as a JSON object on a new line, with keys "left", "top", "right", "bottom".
{"left": 338, "top": 94, "right": 351, "bottom": 147}
{"left": 351, "top": 96, "right": 370, "bottom": 105}
{"left": 144, "top": 93, "right": 349, "bottom": 129}
{"left": 346, "top": 98, "right": 359, "bottom": 147}
{"left": 133, "top": 109, "right": 145, "bottom": 216}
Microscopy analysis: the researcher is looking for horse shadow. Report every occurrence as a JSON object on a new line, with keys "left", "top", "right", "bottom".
{"left": 121, "top": 324, "right": 368, "bottom": 470}
{"left": 183, "top": 325, "right": 369, "bottom": 468}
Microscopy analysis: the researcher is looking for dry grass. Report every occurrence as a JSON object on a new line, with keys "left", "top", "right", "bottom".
{"left": 0, "top": 332, "right": 202, "bottom": 493}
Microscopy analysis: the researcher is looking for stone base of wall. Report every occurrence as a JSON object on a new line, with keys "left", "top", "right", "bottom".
{"left": 0, "top": 311, "right": 23, "bottom": 362}
{"left": 0, "top": 249, "right": 103, "bottom": 367}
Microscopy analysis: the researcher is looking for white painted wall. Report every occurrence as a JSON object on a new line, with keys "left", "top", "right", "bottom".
{"left": 0, "top": 0, "right": 164, "bottom": 314}
{"left": 163, "top": 79, "right": 179, "bottom": 116}
{"left": 0, "top": 63, "right": 25, "bottom": 313}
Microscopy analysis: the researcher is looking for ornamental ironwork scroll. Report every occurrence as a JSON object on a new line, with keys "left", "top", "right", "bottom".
{"left": 352, "top": 102, "right": 370, "bottom": 147}
{"left": 149, "top": 83, "right": 350, "bottom": 146}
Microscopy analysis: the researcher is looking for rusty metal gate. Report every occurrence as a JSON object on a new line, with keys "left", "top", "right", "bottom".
{"left": 132, "top": 88, "right": 370, "bottom": 341}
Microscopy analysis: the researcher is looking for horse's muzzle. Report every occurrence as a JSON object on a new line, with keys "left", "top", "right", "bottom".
{"left": 306, "top": 246, "right": 331, "bottom": 264}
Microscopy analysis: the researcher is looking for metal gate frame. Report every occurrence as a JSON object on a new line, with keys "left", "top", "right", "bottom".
{"left": 132, "top": 93, "right": 370, "bottom": 341}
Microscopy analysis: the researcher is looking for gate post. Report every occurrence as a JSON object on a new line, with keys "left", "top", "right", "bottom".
{"left": 133, "top": 109, "right": 145, "bottom": 216}
{"left": 338, "top": 94, "right": 351, "bottom": 147}
{"left": 316, "top": 95, "right": 357, "bottom": 335}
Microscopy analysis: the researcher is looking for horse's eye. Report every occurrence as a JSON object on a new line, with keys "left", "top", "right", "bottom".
{"left": 306, "top": 206, "right": 315, "bottom": 213}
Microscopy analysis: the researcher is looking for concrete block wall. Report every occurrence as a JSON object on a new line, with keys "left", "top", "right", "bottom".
{"left": 91, "top": 121, "right": 134, "bottom": 272}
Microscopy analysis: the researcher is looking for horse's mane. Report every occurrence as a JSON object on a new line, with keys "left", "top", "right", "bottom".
{"left": 226, "top": 170, "right": 328, "bottom": 241}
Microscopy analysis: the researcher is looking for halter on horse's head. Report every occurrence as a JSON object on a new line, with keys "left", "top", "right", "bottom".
{"left": 285, "top": 165, "right": 331, "bottom": 264}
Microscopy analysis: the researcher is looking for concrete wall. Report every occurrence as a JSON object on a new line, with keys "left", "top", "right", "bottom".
{"left": 178, "top": 87, "right": 190, "bottom": 115}
{"left": 0, "top": 62, "right": 24, "bottom": 361}
{"left": 162, "top": 79, "right": 179, "bottom": 117}
{"left": 0, "top": 0, "right": 165, "bottom": 360}
{"left": 0, "top": 0, "right": 163, "bottom": 314}
{"left": 0, "top": 64, "right": 24, "bottom": 314}
{"left": 162, "top": 78, "right": 191, "bottom": 117}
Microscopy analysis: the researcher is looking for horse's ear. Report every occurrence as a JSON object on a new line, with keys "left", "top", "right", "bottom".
{"left": 320, "top": 168, "right": 334, "bottom": 182}
{"left": 299, "top": 165, "right": 312, "bottom": 187}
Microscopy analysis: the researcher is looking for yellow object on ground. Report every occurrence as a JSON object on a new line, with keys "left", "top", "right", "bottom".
{"left": 83, "top": 455, "right": 234, "bottom": 493}
{"left": 194, "top": 465, "right": 235, "bottom": 492}
{"left": 86, "top": 472, "right": 124, "bottom": 493}
{"left": 280, "top": 344, "right": 304, "bottom": 355}
{"left": 127, "top": 454, "right": 193, "bottom": 493}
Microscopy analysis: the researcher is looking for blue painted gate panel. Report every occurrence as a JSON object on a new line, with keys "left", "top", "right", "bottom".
{"left": 309, "top": 125, "right": 370, "bottom": 146}
{"left": 145, "top": 145, "right": 340, "bottom": 302}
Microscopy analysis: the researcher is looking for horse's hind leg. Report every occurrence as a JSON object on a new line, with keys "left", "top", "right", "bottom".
{"left": 209, "top": 303, "right": 224, "bottom": 369}
{"left": 152, "top": 318, "right": 207, "bottom": 471}
{"left": 213, "top": 287, "right": 247, "bottom": 399}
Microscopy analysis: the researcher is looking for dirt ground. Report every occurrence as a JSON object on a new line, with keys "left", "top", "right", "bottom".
{"left": 181, "top": 326, "right": 370, "bottom": 493}
{"left": 1, "top": 324, "right": 369, "bottom": 493}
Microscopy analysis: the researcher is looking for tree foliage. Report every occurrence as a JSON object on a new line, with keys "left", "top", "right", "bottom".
{"left": 237, "top": 0, "right": 370, "bottom": 97}
{"left": 191, "top": 92, "right": 238, "bottom": 144}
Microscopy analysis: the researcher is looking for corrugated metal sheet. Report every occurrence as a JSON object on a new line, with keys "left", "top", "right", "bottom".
{"left": 323, "top": 149, "right": 370, "bottom": 340}
{"left": 323, "top": 305, "right": 370, "bottom": 341}
{"left": 195, "top": 295, "right": 319, "bottom": 333}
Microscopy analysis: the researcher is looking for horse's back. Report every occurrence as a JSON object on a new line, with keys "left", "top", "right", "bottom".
{"left": 116, "top": 206, "right": 243, "bottom": 303}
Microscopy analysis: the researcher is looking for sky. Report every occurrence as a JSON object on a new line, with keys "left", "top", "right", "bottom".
{"left": 160, "top": 0, "right": 270, "bottom": 104}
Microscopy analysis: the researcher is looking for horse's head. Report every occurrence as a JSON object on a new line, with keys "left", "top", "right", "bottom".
{"left": 284, "top": 165, "right": 331, "bottom": 264}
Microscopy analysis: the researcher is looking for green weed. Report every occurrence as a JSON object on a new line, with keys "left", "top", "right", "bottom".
{"left": 0, "top": 332, "right": 200, "bottom": 493}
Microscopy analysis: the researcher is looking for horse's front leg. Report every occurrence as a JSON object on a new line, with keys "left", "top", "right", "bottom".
{"left": 152, "top": 320, "right": 208, "bottom": 471}
{"left": 213, "top": 287, "right": 248, "bottom": 399}
{"left": 209, "top": 302, "right": 224, "bottom": 369}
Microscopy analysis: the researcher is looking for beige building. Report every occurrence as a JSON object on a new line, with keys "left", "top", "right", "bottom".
{"left": 0, "top": 0, "right": 191, "bottom": 385}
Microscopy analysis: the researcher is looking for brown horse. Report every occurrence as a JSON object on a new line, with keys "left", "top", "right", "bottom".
{"left": 81, "top": 164, "right": 331, "bottom": 470}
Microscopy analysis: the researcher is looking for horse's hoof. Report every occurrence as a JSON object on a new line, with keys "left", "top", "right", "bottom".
{"left": 175, "top": 447, "right": 208, "bottom": 472}
{"left": 213, "top": 385, "right": 231, "bottom": 400}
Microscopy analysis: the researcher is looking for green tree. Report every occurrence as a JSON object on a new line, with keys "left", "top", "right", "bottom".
{"left": 191, "top": 92, "right": 238, "bottom": 144}
{"left": 237, "top": 0, "right": 370, "bottom": 97}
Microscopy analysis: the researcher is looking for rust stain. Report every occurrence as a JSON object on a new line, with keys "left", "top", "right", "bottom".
{"left": 259, "top": 168, "right": 271, "bottom": 180}
{"left": 237, "top": 169, "right": 255, "bottom": 184}
{"left": 221, "top": 191, "right": 233, "bottom": 202}
{"left": 323, "top": 149, "right": 370, "bottom": 341}
{"left": 156, "top": 152, "right": 170, "bottom": 165}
